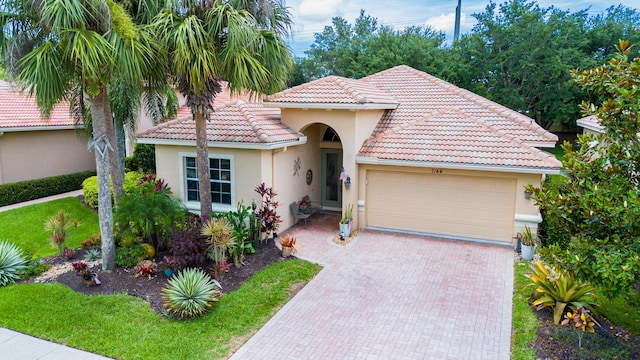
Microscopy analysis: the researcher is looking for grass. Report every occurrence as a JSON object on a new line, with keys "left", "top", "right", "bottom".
{"left": 511, "top": 261, "right": 539, "bottom": 360}
{"left": 599, "top": 292, "right": 640, "bottom": 335}
{"left": 0, "top": 259, "right": 321, "bottom": 359}
{"left": 0, "top": 197, "right": 99, "bottom": 258}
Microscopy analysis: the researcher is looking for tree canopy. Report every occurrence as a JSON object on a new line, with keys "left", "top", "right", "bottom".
{"left": 294, "top": 2, "right": 640, "bottom": 130}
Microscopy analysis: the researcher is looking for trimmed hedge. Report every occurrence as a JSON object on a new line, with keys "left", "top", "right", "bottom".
{"left": 82, "top": 171, "right": 144, "bottom": 208}
{"left": 0, "top": 170, "right": 96, "bottom": 207}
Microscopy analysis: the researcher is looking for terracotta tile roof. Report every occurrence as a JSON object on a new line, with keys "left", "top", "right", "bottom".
{"left": 576, "top": 115, "right": 603, "bottom": 133}
{"left": 172, "top": 81, "right": 255, "bottom": 120}
{"left": 138, "top": 101, "right": 301, "bottom": 144}
{"left": 361, "top": 65, "right": 557, "bottom": 145}
{"left": 358, "top": 108, "right": 562, "bottom": 170}
{"left": 267, "top": 75, "right": 398, "bottom": 106}
{"left": 0, "top": 81, "right": 79, "bottom": 130}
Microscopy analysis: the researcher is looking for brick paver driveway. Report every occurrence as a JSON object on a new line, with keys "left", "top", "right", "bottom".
{"left": 231, "top": 215, "right": 514, "bottom": 359}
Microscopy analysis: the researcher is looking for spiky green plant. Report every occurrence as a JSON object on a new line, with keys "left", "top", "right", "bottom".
{"left": 0, "top": 240, "right": 28, "bottom": 286}
{"left": 525, "top": 260, "right": 598, "bottom": 324}
{"left": 84, "top": 248, "right": 101, "bottom": 262}
{"left": 162, "top": 268, "right": 221, "bottom": 319}
{"left": 201, "top": 218, "right": 236, "bottom": 264}
{"left": 44, "top": 210, "right": 78, "bottom": 255}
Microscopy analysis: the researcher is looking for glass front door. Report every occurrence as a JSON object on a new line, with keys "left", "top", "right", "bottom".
{"left": 321, "top": 149, "right": 342, "bottom": 208}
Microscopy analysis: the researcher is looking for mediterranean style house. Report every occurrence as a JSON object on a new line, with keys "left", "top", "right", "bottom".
{"left": 138, "top": 65, "right": 562, "bottom": 246}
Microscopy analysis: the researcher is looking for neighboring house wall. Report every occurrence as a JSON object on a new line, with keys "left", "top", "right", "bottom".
{"left": 0, "top": 129, "right": 95, "bottom": 184}
{"left": 154, "top": 144, "right": 270, "bottom": 214}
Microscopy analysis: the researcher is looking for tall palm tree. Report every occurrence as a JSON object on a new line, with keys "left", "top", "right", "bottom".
{"left": 152, "top": 0, "right": 293, "bottom": 217}
{"left": 1, "top": 0, "right": 158, "bottom": 270}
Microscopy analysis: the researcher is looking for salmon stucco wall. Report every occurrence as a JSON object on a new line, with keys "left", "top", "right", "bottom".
{"left": 0, "top": 129, "right": 95, "bottom": 184}
{"left": 154, "top": 144, "right": 268, "bottom": 214}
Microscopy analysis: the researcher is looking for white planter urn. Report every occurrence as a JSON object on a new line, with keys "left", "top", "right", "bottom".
{"left": 339, "top": 223, "right": 351, "bottom": 238}
{"left": 521, "top": 244, "right": 535, "bottom": 261}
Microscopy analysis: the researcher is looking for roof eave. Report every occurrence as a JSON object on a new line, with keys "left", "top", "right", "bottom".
{"left": 137, "top": 136, "right": 307, "bottom": 150}
{"left": 524, "top": 141, "right": 558, "bottom": 148}
{"left": 0, "top": 125, "right": 83, "bottom": 132}
{"left": 355, "top": 156, "right": 563, "bottom": 175}
{"left": 576, "top": 119, "right": 604, "bottom": 133}
{"left": 263, "top": 101, "right": 398, "bottom": 110}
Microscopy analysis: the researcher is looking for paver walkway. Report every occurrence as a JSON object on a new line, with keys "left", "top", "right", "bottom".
{"left": 231, "top": 214, "right": 514, "bottom": 359}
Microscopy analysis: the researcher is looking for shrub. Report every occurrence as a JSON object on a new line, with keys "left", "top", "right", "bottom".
{"left": 525, "top": 260, "right": 598, "bottom": 324}
{"left": 0, "top": 240, "right": 28, "bottom": 286}
{"left": 0, "top": 170, "right": 96, "bottom": 206}
{"left": 162, "top": 268, "right": 221, "bottom": 319}
{"left": 132, "top": 143, "right": 156, "bottom": 173}
{"left": 169, "top": 216, "right": 208, "bottom": 271}
{"left": 133, "top": 260, "right": 156, "bottom": 279}
{"left": 214, "top": 201, "right": 256, "bottom": 267}
{"left": 114, "top": 244, "right": 147, "bottom": 268}
{"left": 124, "top": 156, "right": 138, "bottom": 172}
{"left": 82, "top": 171, "right": 144, "bottom": 209}
{"left": 114, "top": 174, "right": 185, "bottom": 252}
{"left": 81, "top": 233, "right": 101, "bottom": 249}
{"left": 20, "top": 260, "right": 51, "bottom": 279}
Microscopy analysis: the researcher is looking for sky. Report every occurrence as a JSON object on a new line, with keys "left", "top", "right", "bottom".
{"left": 286, "top": 0, "right": 640, "bottom": 57}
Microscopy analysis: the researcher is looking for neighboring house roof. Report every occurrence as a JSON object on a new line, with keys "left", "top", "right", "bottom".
{"left": 173, "top": 81, "right": 255, "bottom": 120}
{"left": 266, "top": 75, "right": 399, "bottom": 109}
{"left": 576, "top": 115, "right": 604, "bottom": 133}
{"left": 137, "top": 101, "right": 304, "bottom": 149}
{"left": 0, "top": 81, "right": 80, "bottom": 132}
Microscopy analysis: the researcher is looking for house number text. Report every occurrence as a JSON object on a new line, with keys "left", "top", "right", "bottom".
{"left": 431, "top": 169, "right": 443, "bottom": 174}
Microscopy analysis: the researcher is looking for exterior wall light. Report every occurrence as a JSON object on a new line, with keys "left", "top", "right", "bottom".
{"left": 344, "top": 176, "right": 351, "bottom": 189}
{"left": 524, "top": 189, "right": 532, "bottom": 200}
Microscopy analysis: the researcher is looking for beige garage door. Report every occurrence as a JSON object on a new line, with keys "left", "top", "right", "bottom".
{"left": 367, "top": 171, "right": 516, "bottom": 243}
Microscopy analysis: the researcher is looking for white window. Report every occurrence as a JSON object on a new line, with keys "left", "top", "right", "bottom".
{"left": 182, "top": 154, "right": 234, "bottom": 210}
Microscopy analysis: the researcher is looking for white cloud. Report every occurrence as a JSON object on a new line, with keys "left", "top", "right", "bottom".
{"left": 298, "top": 0, "right": 345, "bottom": 20}
{"left": 425, "top": 12, "right": 467, "bottom": 37}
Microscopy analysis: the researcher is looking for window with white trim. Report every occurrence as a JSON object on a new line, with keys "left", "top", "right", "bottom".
{"left": 184, "top": 156, "right": 233, "bottom": 205}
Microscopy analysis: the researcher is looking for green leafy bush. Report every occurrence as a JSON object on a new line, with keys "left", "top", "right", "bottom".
{"left": 525, "top": 260, "right": 598, "bottom": 324}
{"left": 0, "top": 170, "right": 96, "bottom": 206}
{"left": 114, "top": 174, "right": 185, "bottom": 251}
{"left": 82, "top": 171, "right": 144, "bottom": 208}
{"left": 20, "top": 260, "right": 51, "bottom": 279}
{"left": 124, "top": 156, "right": 138, "bottom": 172}
{"left": 162, "top": 268, "right": 220, "bottom": 319}
{"left": 132, "top": 143, "right": 156, "bottom": 173}
{"left": 114, "top": 244, "right": 146, "bottom": 268}
{"left": 0, "top": 240, "right": 28, "bottom": 286}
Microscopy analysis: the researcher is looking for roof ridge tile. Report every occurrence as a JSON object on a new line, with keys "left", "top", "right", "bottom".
{"left": 238, "top": 103, "right": 271, "bottom": 143}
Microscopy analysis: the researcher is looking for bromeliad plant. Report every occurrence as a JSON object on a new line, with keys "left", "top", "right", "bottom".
{"left": 525, "top": 260, "right": 598, "bottom": 324}
{"left": 162, "top": 268, "right": 221, "bottom": 319}
{"left": 0, "top": 240, "right": 28, "bottom": 286}
{"left": 561, "top": 307, "right": 600, "bottom": 348}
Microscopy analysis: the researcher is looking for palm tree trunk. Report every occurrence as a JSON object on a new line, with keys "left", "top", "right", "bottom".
{"left": 106, "top": 112, "right": 124, "bottom": 203}
{"left": 90, "top": 90, "right": 116, "bottom": 271}
{"left": 195, "top": 111, "right": 212, "bottom": 218}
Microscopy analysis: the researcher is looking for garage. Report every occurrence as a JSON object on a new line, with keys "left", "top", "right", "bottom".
{"left": 366, "top": 170, "right": 516, "bottom": 243}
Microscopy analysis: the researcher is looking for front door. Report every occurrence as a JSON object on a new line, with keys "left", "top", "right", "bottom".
{"left": 321, "top": 149, "right": 342, "bottom": 208}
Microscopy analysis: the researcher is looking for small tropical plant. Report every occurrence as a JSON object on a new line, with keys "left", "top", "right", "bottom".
{"left": 525, "top": 260, "right": 598, "bottom": 324}
{"left": 168, "top": 216, "right": 209, "bottom": 270}
{"left": 561, "top": 307, "right": 600, "bottom": 348}
{"left": 279, "top": 234, "right": 297, "bottom": 254}
{"left": 114, "top": 244, "right": 147, "bottom": 268}
{"left": 0, "top": 240, "right": 28, "bottom": 286}
{"left": 63, "top": 248, "right": 74, "bottom": 260}
{"left": 162, "top": 268, "right": 221, "bottom": 319}
{"left": 72, "top": 261, "right": 92, "bottom": 280}
{"left": 340, "top": 203, "right": 353, "bottom": 225}
{"left": 134, "top": 260, "right": 156, "bottom": 279}
{"left": 44, "top": 210, "right": 79, "bottom": 255}
{"left": 216, "top": 202, "right": 256, "bottom": 267}
{"left": 160, "top": 256, "right": 176, "bottom": 270}
{"left": 81, "top": 233, "right": 101, "bottom": 249}
{"left": 84, "top": 248, "right": 101, "bottom": 262}
{"left": 201, "top": 217, "right": 236, "bottom": 264}
{"left": 520, "top": 225, "right": 536, "bottom": 246}
{"left": 255, "top": 183, "right": 282, "bottom": 241}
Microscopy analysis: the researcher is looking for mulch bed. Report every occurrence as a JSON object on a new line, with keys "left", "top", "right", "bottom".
{"left": 29, "top": 241, "right": 287, "bottom": 315}
{"left": 532, "top": 306, "right": 640, "bottom": 359}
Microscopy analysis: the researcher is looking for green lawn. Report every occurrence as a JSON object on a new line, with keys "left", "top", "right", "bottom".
{"left": 0, "top": 197, "right": 99, "bottom": 257}
{"left": 511, "top": 261, "right": 538, "bottom": 360}
{"left": 0, "top": 259, "right": 321, "bottom": 359}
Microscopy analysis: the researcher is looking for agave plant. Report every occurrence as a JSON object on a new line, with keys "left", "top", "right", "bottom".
{"left": 525, "top": 260, "right": 598, "bottom": 324}
{"left": 201, "top": 218, "right": 236, "bottom": 264}
{"left": 162, "top": 268, "right": 221, "bottom": 319}
{"left": 0, "top": 240, "right": 28, "bottom": 286}
{"left": 84, "top": 248, "right": 101, "bottom": 262}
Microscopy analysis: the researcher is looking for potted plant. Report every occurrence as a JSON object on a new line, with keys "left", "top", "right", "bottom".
{"left": 72, "top": 261, "right": 101, "bottom": 287}
{"left": 279, "top": 234, "right": 297, "bottom": 257}
{"left": 520, "top": 225, "right": 536, "bottom": 261}
{"left": 160, "top": 256, "right": 176, "bottom": 277}
{"left": 339, "top": 203, "right": 353, "bottom": 238}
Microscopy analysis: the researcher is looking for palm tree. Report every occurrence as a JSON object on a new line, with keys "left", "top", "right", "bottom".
{"left": 1, "top": 0, "right": 158, "bottom": 270}
{"left": 152, "top": 0, "right": 293, "bottom": 217}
